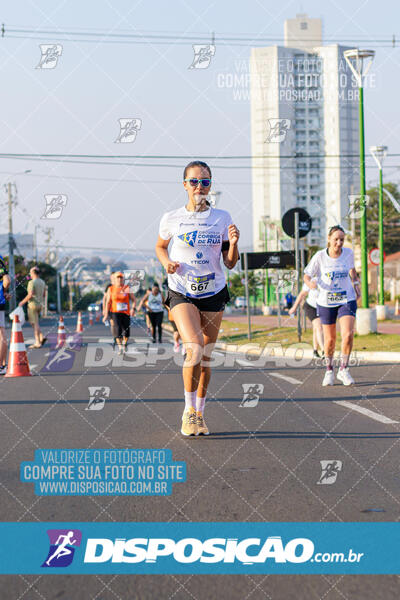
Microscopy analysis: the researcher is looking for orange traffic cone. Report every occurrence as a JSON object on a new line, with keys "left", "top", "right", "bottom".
{"left": 5, "top": 314, "right": 31, "bottom": 377}
{"left": 395, "top": 299, "right": 400, "bottom": 316}
{"left": 56, "top": 316, "right": 67, "bottom": 348}
{"left": 88, "top": 312, "right": 94, "bottom": 326}
{"left": 96, "top": 310, "right": 101, "bottom": 322}
{"left": 76, "top": 311, "right": 83, "bottom": 332}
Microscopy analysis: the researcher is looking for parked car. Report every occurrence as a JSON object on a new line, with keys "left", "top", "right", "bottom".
{"left": 88, "top": 303, "right": 100, "bottom": 312}
{"left": 234, "top": 296, "right": 247, "bottom": 309}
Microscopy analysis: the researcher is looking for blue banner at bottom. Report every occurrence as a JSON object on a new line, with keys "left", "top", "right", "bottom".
{"left": 0, "top": 522, "right": 399, "bottom": 574}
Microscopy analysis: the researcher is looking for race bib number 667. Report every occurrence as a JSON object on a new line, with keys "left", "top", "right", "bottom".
{"left": 186, "top": 273, "right": 215, "bottom": 297}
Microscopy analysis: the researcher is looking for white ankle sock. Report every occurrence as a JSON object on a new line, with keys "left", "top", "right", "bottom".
{"left": 196, "top": 396, "right": 206, "bottom": 413}
{"left": 184, "top": 391, "right": 197, "bottom": 411}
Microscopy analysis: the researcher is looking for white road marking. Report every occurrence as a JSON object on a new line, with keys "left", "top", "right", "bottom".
{"left": 334, "top": 400, "right": 398, "bottom": 424}
{"left": 236, "top": 358, "right": 259, "bottom": 368}
{"left": 270, "top": 372, "right": 302, "bottom": 385}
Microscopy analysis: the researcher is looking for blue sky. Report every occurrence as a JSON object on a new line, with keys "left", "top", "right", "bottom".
{"left": 0, "top": 0, "right": 398, "bottom": 256}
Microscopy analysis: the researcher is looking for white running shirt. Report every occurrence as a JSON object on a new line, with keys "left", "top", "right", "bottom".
{"left": 304, "top": 247, "right": 356, "bottom": 307}
{"left": 159, "top": 206, "right": 232, "bottom": 298}
{"left": 147, "top": 292, "right": 163, "bottom": 312}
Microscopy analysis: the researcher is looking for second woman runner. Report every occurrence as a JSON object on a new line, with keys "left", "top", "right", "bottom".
{"left": 156, "top": 160, "right": 239, "bottom": 436}
{"left": 304, "top": 225, "right": 361, "bottom": 386}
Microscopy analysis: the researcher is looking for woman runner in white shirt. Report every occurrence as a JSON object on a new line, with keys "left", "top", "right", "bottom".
{"left": 156, "top": 161, "right": 240, "bottom": 436}
{"left": 304, "top": 225, "right": 361, "bottom": 386}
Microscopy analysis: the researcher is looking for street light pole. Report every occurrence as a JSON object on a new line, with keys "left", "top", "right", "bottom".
{"left": 344, "top": 49, "right": 374, "bottom": 308}
{"left": 344, "top": 48, "right": 377, "bottom": 335}
{"left": 370, "top": 145, "right": 388, "bottom": 319}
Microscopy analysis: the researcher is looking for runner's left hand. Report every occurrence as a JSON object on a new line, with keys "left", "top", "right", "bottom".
{"left": 228, "top": 224, "right": 240, "bottom": 246}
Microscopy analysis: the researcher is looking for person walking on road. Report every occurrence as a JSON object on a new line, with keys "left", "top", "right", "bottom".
{"left": 304, "top": 225, "right": 361, "bottom": 386}
{"left": 103, "top": 271, "right": 115, "bottom": 328}
{"left": 0, "top": 257, "right": 10, "bottom": 374}
{"left": 139, "top": 284, "right": 165, "bottom": 344}
{"left": 156, "top": 160, "right": 240, "bottom": 436}
{"left": 103, "top": 272, "right": 136, "bottom": 354}
{"left": 289, "top": 280, "right": 324, "bottom": 358}
{"left": 19, "top": 266, "right": 47, "bottom": 349}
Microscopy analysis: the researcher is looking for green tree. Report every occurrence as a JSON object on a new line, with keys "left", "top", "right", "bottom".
{"left": 229, "top": 271, "right": 261, "bottom": 306}
{"left": 354, "top": 182, "right": 400, "bottom": 255}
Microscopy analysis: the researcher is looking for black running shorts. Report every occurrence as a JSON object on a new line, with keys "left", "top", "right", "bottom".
{"left": 165, "top": 286, "right": 230, "bottom": 312}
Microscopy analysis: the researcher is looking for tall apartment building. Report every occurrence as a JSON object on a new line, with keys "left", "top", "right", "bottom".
{"left": 250, "top": 14, "right": 359, "bottom": 251}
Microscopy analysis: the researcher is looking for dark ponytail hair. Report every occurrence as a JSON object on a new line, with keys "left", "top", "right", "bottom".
{"left": 183, "top": 160, "right": 212, "bottom": 180}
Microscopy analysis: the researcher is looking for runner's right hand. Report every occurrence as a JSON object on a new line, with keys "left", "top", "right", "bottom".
{"left": 165, "top": 261, "right": 180, "bottom": 274}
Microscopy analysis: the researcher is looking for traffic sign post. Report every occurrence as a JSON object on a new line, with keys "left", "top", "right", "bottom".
{"left": 243, "top": 253, "right": 251, "bottom": 340}
{"left": 369, "top": 248, "right": 386, "bottom": 314}
{"left": 282, "top": 208, "right": 312, "bottom": 342}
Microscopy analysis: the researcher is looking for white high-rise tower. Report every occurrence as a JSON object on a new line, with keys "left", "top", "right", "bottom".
{"left": 250, "top": 14, "right": 360, "bottom": 251}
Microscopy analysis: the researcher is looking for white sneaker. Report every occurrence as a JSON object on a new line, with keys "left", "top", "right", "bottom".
{"left": 322, "top": 370, "right": 335, "bottom": 386}
{"left": 173, "top": 342, "right": 180, "bottom": 353}
{"left": 0, "top": 365, "right": 6, "bottom": 375}
{"left": 337, "top": 367, "right": 355, "bottom": 386}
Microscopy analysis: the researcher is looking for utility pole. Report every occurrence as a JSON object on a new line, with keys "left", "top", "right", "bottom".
{"left": 7, "top": 183, "right": 16, "bottom": 311}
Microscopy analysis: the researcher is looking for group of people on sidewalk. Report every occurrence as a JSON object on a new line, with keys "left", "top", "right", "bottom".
{"left": 0, "top": 261, "right": 47, "bottom": 375}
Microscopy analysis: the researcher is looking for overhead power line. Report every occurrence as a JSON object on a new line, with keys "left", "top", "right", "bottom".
{"left": 1, "top": 25, "right": 399, "bottom": 48}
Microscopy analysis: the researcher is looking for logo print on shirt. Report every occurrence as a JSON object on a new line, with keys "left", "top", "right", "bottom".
{"left": 196, "top": 252, "right": 203, "bottom": 259}
{"left": 178, "top": 230, "right": 198, "bottom": 247}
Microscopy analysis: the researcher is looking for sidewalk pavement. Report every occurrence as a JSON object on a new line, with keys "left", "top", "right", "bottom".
{"left": 224, "top": 313, "right": 400, "bottom": 335}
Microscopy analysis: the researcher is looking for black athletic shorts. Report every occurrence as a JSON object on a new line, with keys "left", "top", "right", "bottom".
{"left": 304, "top": 301, "right": 318, "bottom": 322}
{"left": 165, "top": 286, "right": 230, "bottom": 312}
{"left": 110, "top": 312, "right": 130, "bottom": 339}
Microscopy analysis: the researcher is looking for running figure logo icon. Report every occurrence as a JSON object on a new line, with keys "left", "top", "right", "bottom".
{"left": 36, "top": 44, "right": 63, "bottom": 69}
{"left": 239, "top": 384, "right": 264, "bottom": 408}
{"left": 41, "top": 529, "right": 82, "bottom": 567}
{"left": 265, "top": 119, "right": 291, "bottom": 143}
{"left": 41, "top": 195, "right": 67, "bottom": 219}
{"left": 188, "top": 44, "right": 216, "bottom": 69}
{"left": 86, "top": 386, "right": 110, "bottom": 411}
{"left": 317, "top": 460, "right": 343, "bottom": 485}
{"left": 115, "top": 118, "right": 142, "bottom": 143}
{"left": 41, "top": 334, "right": 82, "bottom": 373}
{"left": 178, "top": 230, "right": 198, "bottom": 247}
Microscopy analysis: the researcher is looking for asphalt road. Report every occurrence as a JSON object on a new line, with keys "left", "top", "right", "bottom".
{"left": 1, "top": 313, "right": 400, "bottom": 599}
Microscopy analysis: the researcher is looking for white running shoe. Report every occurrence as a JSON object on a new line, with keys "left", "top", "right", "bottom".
{"left": 337, "top": 367, "right": 355, "bottom": 386}
{"left": 173, "top": 342, "right": 180, "bottom": 353}
{"left": 322, "top": 370, "right": 335, "bottom": 386}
